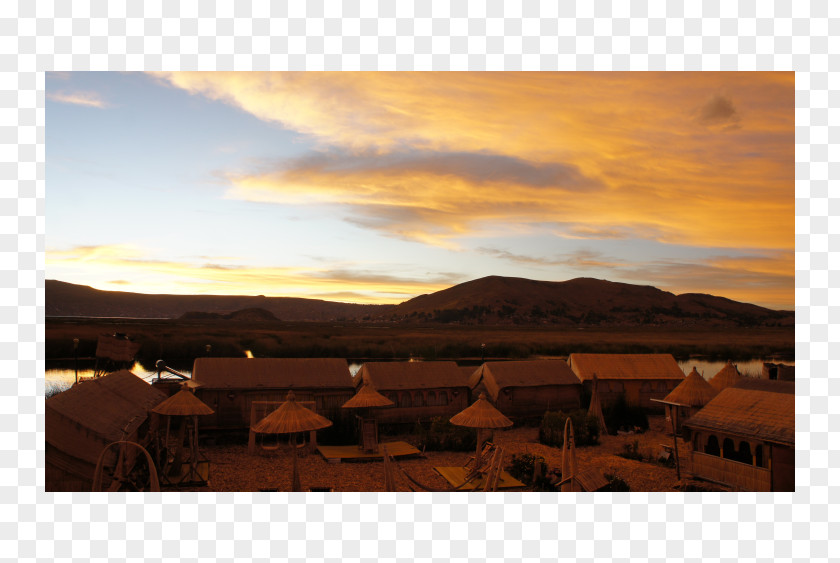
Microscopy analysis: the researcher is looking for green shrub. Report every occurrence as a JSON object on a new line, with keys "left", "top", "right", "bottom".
{"left": 603, "top": 393, "right": 649, "bottom": 435}
{"left": 539, "top": 409, "right": 601, "bottom": 447}
{"left": 618, "top": 439, "right": 646, "bottom": 461}
{"left": 601, "top": 473, "right": 631, "bottom": 492}
{"left": 414, "top": 417, "right": 476, "bottom": 452}
{"left": 505, "top": 453, "right": 555, "bottom": 491}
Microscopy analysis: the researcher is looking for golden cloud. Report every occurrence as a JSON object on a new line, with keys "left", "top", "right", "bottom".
{"left": 46, "top": 245, "right": 451, "bottom": 304}
{"left": 154, "top": 72, "right": 793, "bottom": 253}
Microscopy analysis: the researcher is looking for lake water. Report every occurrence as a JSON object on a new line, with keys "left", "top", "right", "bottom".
{"left": 46, "top": 356, "right": 793, "bottom": 396}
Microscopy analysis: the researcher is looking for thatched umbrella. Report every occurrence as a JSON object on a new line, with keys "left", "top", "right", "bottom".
{"left": 450, "top": 392, "right": 513, "bottom": 461}
{"left": 151, "top": 388, "right": 214, "bottom": 481}
{"left": 709, "top": 360, "right": 743, "bottom": 392}
{"left": 342, "top": 382, "right": 394, "bottom": 409}
{"left": 342, "top": 383, "right": 394, "bottom": 453}
{"left": 588, "top": 374, "right": 608, "bottom": 435}
{"left": 251, "top": 390, "right": 332, "bottom": 491}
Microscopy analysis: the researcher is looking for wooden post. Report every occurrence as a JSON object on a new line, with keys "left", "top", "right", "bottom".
{"left": 248, "top": 404, "right": 257, "bottom": 455}
{"left": 670, "top": 405, "right": 681, "bottom": 480}
{"left": 291, "top": 436, "right": 301, "bottom": 492}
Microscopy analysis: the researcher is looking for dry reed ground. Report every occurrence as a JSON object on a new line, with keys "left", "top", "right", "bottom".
{"left": 191, "top": 415, "right": 696, "bottom": 492}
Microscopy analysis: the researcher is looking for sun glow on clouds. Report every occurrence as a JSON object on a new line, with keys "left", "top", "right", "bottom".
{"left": 49, "top": 72, "right": 793, "bottom": 308}
{"left": 158, "top": 71, "right": 793, "bottom": 254}
{"left": 46, "top": 245, "right": 449, "bottom": 304}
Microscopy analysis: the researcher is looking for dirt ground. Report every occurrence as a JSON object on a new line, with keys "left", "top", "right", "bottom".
{"left": 182, "top": 415, "right": 712, "bottom": 492}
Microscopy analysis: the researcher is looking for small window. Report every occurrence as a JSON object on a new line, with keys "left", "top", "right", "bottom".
{"left": 705, "top": 435, "right": 720, "bottom": 456}
{"left": 413, "top": 392, "right": 423, "bottom": 407}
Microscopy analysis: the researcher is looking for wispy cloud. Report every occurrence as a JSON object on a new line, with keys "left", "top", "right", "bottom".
{"left": 48, "top": 90, "right": 108, "bottom": 108}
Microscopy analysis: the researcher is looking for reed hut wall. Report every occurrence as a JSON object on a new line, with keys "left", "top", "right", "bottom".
{"left": 568, "top": 353, "right": 685, "bottom": 411}
{"left": 45, "top": 370, "right": 167, "bottom": 491}
{"left": 470, "top": 361, "right": 581, "bottom": 418}
{"left": 683, "top": 381, "right": 794, "bottom": 491}
{"left": 354, "top": 361, "right": 470, "bottom": 424}
{"left": 190, "top": 358, "right": 355, "bottom": 429}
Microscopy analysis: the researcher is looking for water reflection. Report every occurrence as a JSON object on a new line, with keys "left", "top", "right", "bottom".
{"left": 47, "top": 356, "right": 793, "bottom": 396}
{"left": 676, "top": 358, "right": 793, "bottom": 380}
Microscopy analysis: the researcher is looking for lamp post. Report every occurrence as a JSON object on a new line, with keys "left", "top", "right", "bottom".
{"left": 73, "top": 338, "right": 79, "bottom": 384}
{"left": 481, "top": 343, "right": 486, "bottom": 363}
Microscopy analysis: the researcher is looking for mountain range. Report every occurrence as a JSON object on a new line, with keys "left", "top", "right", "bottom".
{"left": 46, "top": 277, "right": 793, "bottom": 328}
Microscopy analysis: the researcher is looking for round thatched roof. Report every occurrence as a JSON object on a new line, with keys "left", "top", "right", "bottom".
{"left": 709, "top": 361, "right": 743, "bottom": 392}
{"left": 662, "top": 367, "right": 718, "bottom": 407}
{"left": 449, "top": 392, "right": 513, "bottom": 429}
{"left": 251, "top": 390, "right": 333, "bottom": 434}
{"left": 151, "top": 388, "right": 215, "bottom": 416}
{"left": 341, "top": 383, "right": 394, "bottom": 409}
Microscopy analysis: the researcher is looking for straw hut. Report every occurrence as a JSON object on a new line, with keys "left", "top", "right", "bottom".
{"left": 708, "top": 360, "right": 744, "bottom": 392}
{"left": 353, "top": 361, "right": 470, "bottom": 424}
{"left": 151, "top": 388, "right": 214, "bottom": 485}
{"left": 450, "top": 392, "right": 513, "bottom": 460}
{"left": 342, "top": 383, "right": 394, "bottom": 452}
{"left": 467, "top": 360, "right": 581, "bottom": 418}
{"left": 93, "top": 333, "right": 142, "bottom": 376}
{"left": 762, "top": 362, "right": 795, "bottom": 382}
{"left": 190, "top": 357, "right": 354, "bottom": 430}
{"left": 45, "top": 370, "right": 167, "bottom": 491}
{"left": 659, "top": 367, "right": 718, "bottom": 432}
{"left": 568, "top": 353, "right": 685, "bottom": 410}
{"left": 252, "top": 390, "right": 333, "bottom": 491}
{"left": 682, "top": 379, "right": 794, "bottom": 491}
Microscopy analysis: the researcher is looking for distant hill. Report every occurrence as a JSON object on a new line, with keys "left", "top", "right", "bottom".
{"left": 179, "top": 308, "right": 280, "bottom": 322}
{"left": 46, "top": 277, "right": 793, "bottom": 328}
{"left": 46, "top": 280, "right": 389, "bottom": 321}
{"left": 381, "top": 276, "right": 793, "bottom": 328}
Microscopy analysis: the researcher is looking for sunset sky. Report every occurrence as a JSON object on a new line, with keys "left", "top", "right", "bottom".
{"left": 47, "top": 72, "right": 793, "bottom": 309}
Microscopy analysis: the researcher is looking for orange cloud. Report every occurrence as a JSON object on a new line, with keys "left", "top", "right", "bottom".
{"left": 155, "top": 72, "right": 792, "bottom": 253}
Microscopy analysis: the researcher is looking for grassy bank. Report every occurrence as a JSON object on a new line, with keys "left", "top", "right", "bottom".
{"left": 46, "top": 318, "right": 794, "bottom": 364}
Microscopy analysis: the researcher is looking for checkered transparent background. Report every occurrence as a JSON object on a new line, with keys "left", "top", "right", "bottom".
{"left": 3, "top": 1, "right": 835, "bottom": 561}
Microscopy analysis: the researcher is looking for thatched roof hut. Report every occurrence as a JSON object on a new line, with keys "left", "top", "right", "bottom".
{"left": 682, "top": 380, "right": 794, "bottom": 491}
{"left": 467, "top": 360, "right": 581, "bottom": 417}
{"left": 46, "top": 370, "right": 167, "bottom": 491}
{"left": 190, "top": 357, "right": 354, "bottom": 429}
{"left": 708, "top": 360, "right": 744, "bottom": 392}
{"left": 353, "top": 361, "right": 471, "bottom": 424}
{"left": 568, "top": 353, "right": 685, "bottom": 410}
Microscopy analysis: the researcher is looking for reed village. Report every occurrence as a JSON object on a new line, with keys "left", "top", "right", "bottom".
{"left": 45, "top": 333, "right": 794, "bottom": 493}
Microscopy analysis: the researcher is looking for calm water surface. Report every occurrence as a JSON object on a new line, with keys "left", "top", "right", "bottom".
{"left": 46, "top": 356, "right": 793, "bottom": 395}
